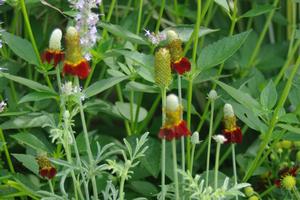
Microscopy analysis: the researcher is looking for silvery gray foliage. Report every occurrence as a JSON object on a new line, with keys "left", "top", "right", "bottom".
{"left": 102, "top": 181, "right": 120, "bottom": 200}
{"left": 178, "top": 170, "right": 250, "bottom": 200}
{"left": 106, "top": 132, "right": 149, "bottom": 180}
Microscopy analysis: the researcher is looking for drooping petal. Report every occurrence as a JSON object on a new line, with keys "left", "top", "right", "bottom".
{"left": 41, "top": 50, "right": 64, "bottom": 67}
{"left": 174, "top": 120, "right": 191, "bottom": 138}
{"left": 222, "top": 127, "right": 242, "bottom": 144}
{"left": 47, "top": 167, "right": 57, "bottom": 179}
{"left": 171, "top": 57, "right": 191, "bottom": 75}
{"left": 63, "top": 59, "right": 90, "bottom": 79}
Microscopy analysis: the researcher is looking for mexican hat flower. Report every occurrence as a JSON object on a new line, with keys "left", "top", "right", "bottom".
{"left": 41, "top": 28, "right": 64, "bottom": 67}
{"left": 63, "top": 26, "right": 91, "bottom": 79}
{"left": 36, "top": 155, "right": 57, "bottom": 179}
{"left": 222, "top": 103, "right": 242, "bottom": 144}
{"left": 159, "top": 94, "right": 191, "bottom": 140}
{"left": 166, "top": 30, "right": 191, "bottom": 75}
{"left": 155, "top": 48, "right": 172, "bottom": 88}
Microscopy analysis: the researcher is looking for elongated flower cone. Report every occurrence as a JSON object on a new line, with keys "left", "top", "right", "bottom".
{"left": 41, "top": 28, "right": 64, "bottom": 67}
{"left": 155, "top": 48, "right": 172, "bottom": 88}
{"left": 166, "top": 30, "right": 191, "bottom": 75}
{"left": 63, "top": 26, "right": 90, "bottom": 79}
{"left": 222, "top": 103, "right": 242, "bottom": 144}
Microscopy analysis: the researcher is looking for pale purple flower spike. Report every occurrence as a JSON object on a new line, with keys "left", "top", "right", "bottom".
{"left": 68, "top": 0, "right": 102, "bottom": 60}
{"left": 144, "top": 29, "right": 166, "bottom": 45}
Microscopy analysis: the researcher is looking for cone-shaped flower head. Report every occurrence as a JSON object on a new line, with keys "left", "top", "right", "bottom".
{"left": 36, "top": 155, "right": 57, "bottom": 179}
{"left": 155, "top": 48, "right": 172, "bottom": 88}
{"left": 222, "top": 103, "right": 242, "bottom": 144}
{"left": 274, "top": 166, "right": 298, "bottom": 188}
{"left": 41, "top": 28, "right": 64, "bottom": 67}
{"left": 159, "top": 94, "right": 190, "bottom": 140}
{"left": 282, "top": 175, "right": 296, "bottom": 190}
{"left": 63, "top": 26, "right": 91, "bottom": 79}
{"left": 167, "top": 30, "right": 191, "bottom": 75}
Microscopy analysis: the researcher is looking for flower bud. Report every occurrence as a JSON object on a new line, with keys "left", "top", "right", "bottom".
{"left": 208, "top": 90, "right": 218, "bottom": 101}
{"left": 191, "top": 131, "right": 200, "bottom": 144}
{"left": 155, "top": 48, "right": 172, "bottom": 88}
{"left": 248, "top": 196, "right": 259, "bottom": 200}
{"left": 166, "top": 94, "right": 179, "bottom": 112}
{"left": 49, "top": 28, "right": 62, "bottom": 50}
{"left": 281, "top": 175, "right": 296, "bottom": 190}
{"left": 281, "top": 140, "right": 292, "bottom": 149}
{"left": 244, "top": 186, "right": 254, "bottom": 197}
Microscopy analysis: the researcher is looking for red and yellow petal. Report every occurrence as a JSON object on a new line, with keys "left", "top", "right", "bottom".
{"left": 174, "top": 120, "right": 191, "bottom": 138}
{"left": 171, "top": 57, "right": 191, "bottom": 75}
{"left": 39, "top": 167, "right": 57, "bottom": 179}
{"left": 47, "top": 167, "right": 57, "bottom": 179}
{"left": 41, "top": 49, "right": 64, "bottom": 67}
{"left": 159, "top": 120, "right": 191, "bottom": 141}
{"left": 159, "top": 127, "right": 176, "bottom": 141}
{"left": 222, "top": 127, "right": 242, "bottom": 144}
{"left": 63, "top": 59, "right": 91, "bottom": 79}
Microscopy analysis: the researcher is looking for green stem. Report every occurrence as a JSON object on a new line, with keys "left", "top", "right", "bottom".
{"left": 172, "top": 140, "right": 179, "bottom": 200}
{"left": 173, "top": 0, "right": 179, "bottom": 24}
{"left": 260, "top": 185, "right": 275, "bottom": 198}
{"left": 205, "top": 101, "right": 214, "bottom": 187}
{"left": 232, "top": 144, "right": 238, "bottom": 200}
{"left": 155, "top": 0, "right": 166, "bottom": 33}
{"left": 190, "top": 144, "right": 195, "bottom": 174}
{"left": 161, "top": 87, "right": 167, "bottom": 200}
{"left": 186, "top": 78, "right": 193, "bottom": 171}
{"left": 293, "top": 187, "right": 300, "bottom": 200}
{"left": 75, "top": 77, "right": 98, "bottom": 200}
{"left": 119, "top": 172, "right": 127, "bottom": 200}
{"left": 192, "top": 0, "right": 201, "bottom": 62}
{"left": 243, "top": 55, "right": 300, "bottom": 182}
{"left": 84, "top": 60, "right": 100, "bottom": 89}
{"left": 0, "top": 128, "right": 15, "bottom": 173}
{"left": 214, "top": 143, "right": 221, "bottom": 190}
{"left": 136, "top": 0, "right": 144, "bottom": 35}
{"left": 244, "top": 0, "right": 280, "bottom": 73}
{"left": 102, "top": 0, "right": 117, "bottom": 39}
{"left": 19, "top": 0, "right": 53, "bottom": 90}
{"left": 48, "top": 179, "right": 54, "bottom": 194}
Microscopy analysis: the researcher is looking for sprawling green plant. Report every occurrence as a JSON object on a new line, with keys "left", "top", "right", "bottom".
{"left": 1, "top": 0, "right": 300, "bottom": 199}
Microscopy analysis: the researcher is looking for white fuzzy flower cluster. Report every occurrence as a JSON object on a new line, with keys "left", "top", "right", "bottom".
{"left": 144, "top": 29, "right": 166, "bottom": 45}
{"left": 0, "top": 100, "right": 7, "bottom": 113}
{"left": 68, "top": 0, "right": 101, "bottom": 60}
{"left": 212, "top": 134, "right": 227, "bottom": 144}
{"left": 61, "top": 81, "right": 86, "bottom": 102}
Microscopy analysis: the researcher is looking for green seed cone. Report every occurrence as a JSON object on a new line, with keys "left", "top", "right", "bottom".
{"left": 155, "top": 48, "right": 172, "bottom": 88}
{"left": 168, "top": 39, "right": 183, "bottom": 63}
{"left": 65, "top": 27, "right": 83, "bottom": 63}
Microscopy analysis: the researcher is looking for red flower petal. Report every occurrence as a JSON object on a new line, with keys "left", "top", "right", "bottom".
{"left": 222, "top": 127, "right": 242, "bottom": 144}
{"left": 39, "top": 167, "right": 49, "bottom": 178}
{"left": 159, "top": 127, "right": 176, "bottom": 141}
{"left": 63, "top": 59, "right": 91, "bottom": 79}
{"left": 174, "top": 120, "right": 191, "bottom": 138}
{"left": 47, "top": 167, "right": 57, "bottom": 179}
{"left": 171, "top": 57, "right": 191, "bottom": 75}
{"left": 41, "top": 50, "right": 64, "bottom": 67}
{"left": 274, "top": 179, "right": 281, "bottom": 187}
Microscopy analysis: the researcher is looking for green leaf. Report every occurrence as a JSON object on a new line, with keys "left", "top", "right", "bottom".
{"left": 11, "top": 132, "right": 52, "bottom": 153}
{"left": 260, "top": 80, "right": 277, "bottom": 110}
{"left": 129, "top": 181, "right": 158, "bottom": 197}
{"left": 215, "top": 80, "right": 263, "bottom": 115}
{"left": 2, "top": 32, "right": 39, "bottom": 66}
{"left": 141, "top": 138, "right": 161, "bottom": 177}
{"left": 197, "top": 30, "right": 251, "bottom": 70}
{"left": 277, "top": 123, "right": 300, "bottom": 134}
{"left": 114, "top": 102, "right": 147, "bottom": 122}
{"left": 0, "top": 72, "right": 55, "bottom": 94}
{"left": 0, "top": 113, "right": 55, "bottom": 130}
{"left": 125, "top": 81, "right": 159, "bottom": 93}
{"left": 12, "top": 154, "right": 39, "bottom": 175}
{"left": 19, "top": 91, "right": 58, "bottom": 104}
{"left": 111, "top": 50, "right": 154, "bottom": 68}
{"left": 99, "top": 23, "right": 148, "bottom": 45}
{"left": 162, "top": 25, "right": 218, "bottom": 42}
{"left": 240, "top": 4, "right": 274, "bottom": 18}
{"left": 84, "top": 76, "right": 128, "bottom": 98}
{"left": 214, "top": 0, "right": 230, "bottom": 13}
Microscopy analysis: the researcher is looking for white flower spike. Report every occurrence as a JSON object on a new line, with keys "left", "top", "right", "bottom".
{"left": 49, "top": 28, "right": 62, "bottom": 50}
{"left": 224, "top": 103, "right": 234, "bottom": 118}
{"left": 166, "top": 94, "right": 180, "bottom": 112}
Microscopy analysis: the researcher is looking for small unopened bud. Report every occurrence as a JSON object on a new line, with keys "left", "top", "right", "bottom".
{"left": 281, "top": 140, "right": 292, "bottom": 149}
{"left": 49, "top": 28, "right": 62, "bottom": 50}
{"left": 166, "top": 94, "right": 179, "bottom": 112}
{"left": 208, "top": 90, "right": 218, "bottom": 101}
{"left": 224, "top": 103, "right": 235, "bottom": 117}
{"left": 166, "top": 30, "right": 179, "bottom": 42}
{"left": 213, "top": 134, "right": 227, "bottom": 144}
{"left": 155, "top": 48, "right": 172, "bottom": 88}
{"left": 191, "top": 131, "right": 200, "bottom": 144}
{"left": 282, "top": 175, "right": 296, "bottom": 190}
{"left": 244, "top": 186, "right": 254, "bottom": 197}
